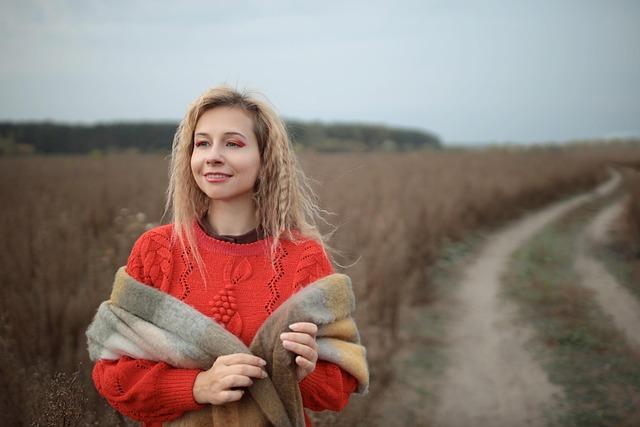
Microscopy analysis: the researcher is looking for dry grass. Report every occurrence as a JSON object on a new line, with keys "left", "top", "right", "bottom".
{"left": 619, "top": 167, "right": 640, "bottom": 253}
{"left": 622, "top": 168, "right": 640, "bottom": 291}
{"left": 1, "top": 144, "right": 640, "bottom": 425}
{"left": 605, "top": 165, "right": 640, "bottom": 297}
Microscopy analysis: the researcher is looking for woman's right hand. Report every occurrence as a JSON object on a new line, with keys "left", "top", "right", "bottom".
{"left": 192, "top": 353, "right": 268, "bottom": 405}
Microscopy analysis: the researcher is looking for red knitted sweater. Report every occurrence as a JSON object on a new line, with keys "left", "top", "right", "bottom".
{"left": 91, "top": 223, "right": 358, "bottom": 426}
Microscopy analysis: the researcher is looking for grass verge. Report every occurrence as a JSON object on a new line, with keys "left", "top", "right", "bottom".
{"left": 594, "top": 236, "right": 640, "bottom": 301}
{"left": 592, "top": 196, "right": 640, "bottom": 302}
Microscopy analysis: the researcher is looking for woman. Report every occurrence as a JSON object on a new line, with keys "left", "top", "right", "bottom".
{"left": 90, "top": 86, "right": 362, "bottom": 426}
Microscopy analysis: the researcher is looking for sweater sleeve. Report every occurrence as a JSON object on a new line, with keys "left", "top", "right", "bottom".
{"left": 91, "top": 229, "right": 206, "bottom": 423}
{"left": 92, "top": 357, "right": 204, "bottom": 423}
{"left": 294, "top": 241, "right": 359, "bottom": 411}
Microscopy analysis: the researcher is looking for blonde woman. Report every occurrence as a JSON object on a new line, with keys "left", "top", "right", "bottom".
{"left": 90, "top": 86, "right": 362, "bottom": 426}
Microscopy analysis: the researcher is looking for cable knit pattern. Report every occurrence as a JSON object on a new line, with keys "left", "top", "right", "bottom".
{"left": 127, "top": 227, "right": 175, "bottom": 294}
{"left": 92, "top": 222, "right": 358, "bottom": 427}
{"left": 264, "top": 246, "right": 287, "bottom": 314}
{"left": 293, "top": 241, "right": 332, "bottom": 293}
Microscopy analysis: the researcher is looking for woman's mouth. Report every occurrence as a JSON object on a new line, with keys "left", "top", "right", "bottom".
{"left": 204, "top": 173, "right": 232, "bottom": 183}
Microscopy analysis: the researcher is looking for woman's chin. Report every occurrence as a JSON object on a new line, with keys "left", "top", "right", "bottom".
{"left": 204, "top": 191, "right": 255, "bottom": 204}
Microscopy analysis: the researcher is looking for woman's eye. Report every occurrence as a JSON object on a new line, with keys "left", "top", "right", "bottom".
{"left": 195, "top": 140, "right": 209, "bottom": 147}
{"left": 226, "top": 141, "right": 242, "bottom": 147}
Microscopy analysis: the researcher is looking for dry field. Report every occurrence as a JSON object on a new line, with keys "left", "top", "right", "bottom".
{"left": 607, "top": 165, "right": 640, "bottom": 294}
{"left": 1, "top": 143, "right": 639, "bottom": 425}
{"left": 622, "top": 168, "right": 640, "bottom": 287}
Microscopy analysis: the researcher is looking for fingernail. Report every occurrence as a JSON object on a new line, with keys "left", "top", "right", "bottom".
{"left": 260, "top": 359, "right": 267, "bottom": 366}
{"left": 262, "top": 370, "right": 268, "bottom": 378}
{"left": 289, "top": 323, "right": 297, "bottom": 330}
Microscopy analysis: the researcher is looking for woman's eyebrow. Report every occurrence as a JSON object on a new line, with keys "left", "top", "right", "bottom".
{"left": 194, "top": 131, "right": 247, "bottom": 139}
{"left": 225, "top": 132, "right": 247, "bottom": 139}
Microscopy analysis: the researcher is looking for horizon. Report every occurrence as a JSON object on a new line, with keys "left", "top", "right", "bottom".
{"left": 2, "top": 117, "right": 639, "bottom": 147}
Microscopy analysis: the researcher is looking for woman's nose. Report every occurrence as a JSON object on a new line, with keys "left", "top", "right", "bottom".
{"left": 205, "top": 143, "right": 224, "bottom": 165}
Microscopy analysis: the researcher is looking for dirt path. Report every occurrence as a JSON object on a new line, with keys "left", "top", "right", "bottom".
{"left": 575, "top": 197, "right": 640, "bottom": 351}
{"left": 432, "top": 171, "right": 621, "bottom": 427}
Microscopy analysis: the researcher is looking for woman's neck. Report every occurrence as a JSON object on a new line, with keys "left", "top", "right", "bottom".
{"left": 206, "top": 198, "right": 258, "bottom": 236}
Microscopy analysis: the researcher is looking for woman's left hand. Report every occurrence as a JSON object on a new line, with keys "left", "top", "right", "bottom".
{"left": 280, "top": 322, "right": 318, "bottom": 382}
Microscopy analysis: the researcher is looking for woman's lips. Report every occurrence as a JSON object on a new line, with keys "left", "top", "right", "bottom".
{"left": 204, "top": 173, "right": 232, "bottom": 183}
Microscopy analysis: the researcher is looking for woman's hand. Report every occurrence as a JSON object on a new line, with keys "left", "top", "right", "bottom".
{"left": 280, "top": 322, "right": 319, "bottom": 382}
{"left": 193, "top": 353, "right": 268, "bottom": 405}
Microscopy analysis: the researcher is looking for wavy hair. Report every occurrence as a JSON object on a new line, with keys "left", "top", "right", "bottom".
{"left": 164, "top": 85, "right": 330, "bottom": 278}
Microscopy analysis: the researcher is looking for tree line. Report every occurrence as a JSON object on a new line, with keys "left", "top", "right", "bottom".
{"left": 0, "top": 119, "right": 441, "bottom": 155}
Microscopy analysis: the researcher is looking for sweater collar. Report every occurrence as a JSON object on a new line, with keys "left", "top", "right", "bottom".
{"left": 194, "top": 218, "right": 272, "bottom": 256}
{"left": 197, "top": 214, "right": 264, "bottom": 244}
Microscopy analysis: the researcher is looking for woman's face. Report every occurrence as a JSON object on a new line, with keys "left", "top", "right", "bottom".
{"left": 191, "top": 107, "right": 261, "bottom": 205}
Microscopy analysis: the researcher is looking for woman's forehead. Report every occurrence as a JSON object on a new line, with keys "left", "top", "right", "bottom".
{"left": 195, "top": 107, "right": 255, "bottom": 135}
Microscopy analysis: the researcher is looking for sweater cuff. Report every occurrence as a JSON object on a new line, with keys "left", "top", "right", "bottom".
{"left": 299, "top": 362, "right": 347, "bottom": 411}
{"left": 155, "top": 368, "right": 207, "bottom": 413}
{"left": 300, "top": 364, "right": 340, "bottom": 396}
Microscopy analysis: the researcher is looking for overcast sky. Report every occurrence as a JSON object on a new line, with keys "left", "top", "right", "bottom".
{"left": 1, "top": 0, "right": 638, "bottom": 144}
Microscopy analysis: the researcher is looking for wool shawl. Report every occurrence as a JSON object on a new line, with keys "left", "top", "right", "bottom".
{"left": 86, "top": 267, "right": 369, "bottom": 427}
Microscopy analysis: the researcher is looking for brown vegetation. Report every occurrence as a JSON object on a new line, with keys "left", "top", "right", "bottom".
{"left": 1, "top": 143, "right": 640, "bottom": 425}
{"left": 620, "top": 167, "right": 640, "bottom": 252}
{"left": 608, "top": 166, "right": 640, "bottom": 293}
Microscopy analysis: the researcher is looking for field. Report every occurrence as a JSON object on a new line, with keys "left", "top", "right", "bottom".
{"left": 604, "top": 166, "right": 640, "bottom": 297}
{"left": 1, "top": 143, "right": 640, "bottom": 425}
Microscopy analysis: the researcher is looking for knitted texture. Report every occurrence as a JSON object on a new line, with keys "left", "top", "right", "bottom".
{"left": 91, "top": 223, "right": 359, "bottom": 426}
{"left": 86, "top": 268, "right": 368, "bottom": 427}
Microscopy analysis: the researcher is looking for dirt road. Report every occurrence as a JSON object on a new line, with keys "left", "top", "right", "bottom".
{"left": 432, "top": 171, "right": 621, "bottom": 427}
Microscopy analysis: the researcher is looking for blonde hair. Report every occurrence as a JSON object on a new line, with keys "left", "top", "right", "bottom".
{"left": 164, "top": 85, "right": 329, "bottom": 278}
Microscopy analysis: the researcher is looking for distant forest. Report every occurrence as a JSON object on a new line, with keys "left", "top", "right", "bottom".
{"left": 0, "top": 119, "right": 441, "bottom": 155}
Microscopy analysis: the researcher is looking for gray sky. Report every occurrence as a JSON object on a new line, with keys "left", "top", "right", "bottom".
{"left": 1, "top": 0, "right": 638, "bottom": 144}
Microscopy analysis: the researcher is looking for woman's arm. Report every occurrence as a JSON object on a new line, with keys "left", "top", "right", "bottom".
{"left": 91, "top": 229, "right": 205, "bottom": 422}
{"left": 292, "top": 241, "right": 360, "bottom": 411}
{"left": 299, "top": 361, "right": 359, "bottom": 411}
{"left": 92, "top": 357, "right": 205, "bottom": 423}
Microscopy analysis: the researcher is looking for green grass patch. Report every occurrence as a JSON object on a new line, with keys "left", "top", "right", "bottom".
{"left": 594, "top": 237, "right": 640, "bottom": 303}
{"left": 503, "top": 197, "right": 640, "bottom": 427}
